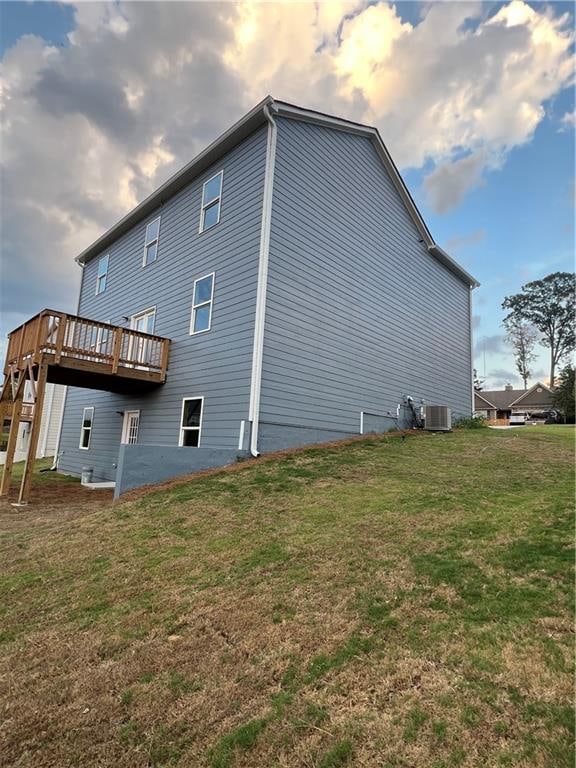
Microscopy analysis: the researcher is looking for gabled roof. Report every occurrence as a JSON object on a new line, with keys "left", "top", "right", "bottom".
{"left": 477, "top": 382, "right": 554, "bottom": 411}
{"left": 75, "top": 96, "right": 479, "bottom": 287}
{"left": 474, "top": 391, "right": 497, "bottom": 409}
{"left": 476, "top": 388, "right": 526, "bottom": 410}
{"left": 509, "top": 381, "right": 553, "bottom": 407}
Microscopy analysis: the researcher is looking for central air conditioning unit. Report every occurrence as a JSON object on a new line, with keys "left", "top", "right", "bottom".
{"left": 424, "top": 405, "right": 451, "bottom": 432}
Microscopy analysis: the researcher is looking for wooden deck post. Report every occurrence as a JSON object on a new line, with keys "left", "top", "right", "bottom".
{"left": 33, "top": 313, "right": 45, "bottom": 365}
{"left": 18, "top": 362, "right": 48, "bottom": 504}
{"left": 160, "top": 339, "right": 170, "bottom": 380}
{"left": 111, "top": 328, "right": 122, "bottom": 374}
{"left": 54, "top": 313, "right": 67, "bottom": 364}
{"left": 0, "top": 378, "right": 25, "bottom": 497}
{"left": 17, "top": 362, "right": 48, "bottom": 505}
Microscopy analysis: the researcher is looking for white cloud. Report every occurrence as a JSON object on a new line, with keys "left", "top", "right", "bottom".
{"left": 474, "top": 334, "right": 507, "bottom": 356}
{"left": 445, "top": 228, "right": 486, "bottom": 251}
{"left": 0, "top": 0, "right": 574, "bottom": 335}
{"left": 424, "top": 151, "right": 487, "bottom": 214}
{"left": 560, "top": 110, "right": 576, "bottom": 130}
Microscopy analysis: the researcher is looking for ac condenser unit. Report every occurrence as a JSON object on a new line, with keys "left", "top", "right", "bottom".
{"left": 424, "top": 405, "right": 451, "bottom": 432}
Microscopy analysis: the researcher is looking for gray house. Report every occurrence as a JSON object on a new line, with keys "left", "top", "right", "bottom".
{"left": 51, "top": 97, "right": 478, "bottom": 496}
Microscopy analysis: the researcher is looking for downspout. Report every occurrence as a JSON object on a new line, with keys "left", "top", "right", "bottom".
{"left": 469, "top": 285, "right": 475, "bottom": 416}
{"left": 54, "top": 263, "right": 85, "bottom": 460}
{"left": 248, "top": 101, "right": 278, "bottom": 457}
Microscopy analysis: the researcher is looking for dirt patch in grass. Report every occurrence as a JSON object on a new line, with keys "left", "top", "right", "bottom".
{"left": 0, "top": 428, "right": 574, "bottom": 767}
{"left": 1, "top": 482, "right": 113, "bottom": 532}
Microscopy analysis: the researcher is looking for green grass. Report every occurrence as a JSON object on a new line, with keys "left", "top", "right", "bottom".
{"left": 3, "top": 456, "right": 78, "bottom": 484}
{"left": 0, "top": 426, "right": 574, "bottom": 767}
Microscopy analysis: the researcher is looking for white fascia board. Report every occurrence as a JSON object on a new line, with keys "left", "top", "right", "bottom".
{"left": 76, "top": 96, "right": 274, "bottom": 266}
{"left": 274, "top": 101, "right": 479, "bottom": 289}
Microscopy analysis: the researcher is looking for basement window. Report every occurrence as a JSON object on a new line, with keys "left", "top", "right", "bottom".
{"left": 199, "top": 171, "right": 223, "bottom": 232}
{"left": 190, "top": 273, "right": 214, "bottom": 334}
{"left": 179, "top": 397, "right": 203, "bottom": 447}
{"left": 96, "top": 254, "right": 109, "bottom": 295}
{"left": 79, "top": 407, "right": 94, "bottom": 450}
{"left": 143, "top": 216, "right": 161, "bottom": 267}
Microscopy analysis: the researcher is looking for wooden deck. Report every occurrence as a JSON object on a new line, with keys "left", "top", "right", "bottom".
{"left": 0, "top": 310, "right": 170, "bottom": 504}
{"left": 3, "top": 309, "right": 170, "bottom": 393}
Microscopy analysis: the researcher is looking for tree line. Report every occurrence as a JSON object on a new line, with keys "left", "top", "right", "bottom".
{"left": 502, "top": 272, "right": 574, "bottom": 390}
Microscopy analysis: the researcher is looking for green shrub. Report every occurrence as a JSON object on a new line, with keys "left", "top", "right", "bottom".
{"left": 453, "top": 415, "right": 487, "bottom": 429}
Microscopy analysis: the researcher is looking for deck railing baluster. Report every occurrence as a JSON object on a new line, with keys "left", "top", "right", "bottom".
{"left": 3, "top": 309, "right": 169, "bottom": 382}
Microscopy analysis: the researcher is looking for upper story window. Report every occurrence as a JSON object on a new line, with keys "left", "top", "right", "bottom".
{"left": 190, "top": 273, "right": 214, "bottom": 335}
{"left": 143, "top": 216, "right": 161, "bottom": 267}
{"left": 96, "top": 254, "right": 109, "bottom": 295}
{"left": 79, "top": 407, "right": 94, "bottom": 450}
{"left": 200, "top": 171, "right": 223, "bottom": 232}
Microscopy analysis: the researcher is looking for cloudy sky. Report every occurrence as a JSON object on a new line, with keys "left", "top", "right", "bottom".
{"left": 1, "top": 0, "right": 574, "bottom": 388}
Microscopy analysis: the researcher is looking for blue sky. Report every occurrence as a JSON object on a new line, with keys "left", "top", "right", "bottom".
{"left": 412, "top": 79, "right": 575, "bottom": 384}
{"left": 0, "top": 1, "right": 74, "bottom": 52}
{"left": 1, "top": 1, "right": 574, "bottom": 389}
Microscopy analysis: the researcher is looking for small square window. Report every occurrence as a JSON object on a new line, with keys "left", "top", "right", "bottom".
{"left": 202, "top": 202, "right": 220, "bottom": 231}
{"left": 182, "top": 430, "right": 200, "bottom": 447}
{"left": 193, "top": 305, "right": 211, "bottom": 334}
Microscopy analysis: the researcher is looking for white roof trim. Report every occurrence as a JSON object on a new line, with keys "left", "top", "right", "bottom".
{"left": 74, "top": 96, "right": 479, "bottom": 288}
{"left": 75, "top": 96, "right": 272, "bottom": 265}
{"left": 508, "top": 381, "right": 553, "bottom": 406}
{"left": 474, "top": 391, "right": 497, "bottom": 409}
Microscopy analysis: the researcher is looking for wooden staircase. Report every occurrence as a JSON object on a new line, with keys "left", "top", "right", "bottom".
{"left": 0, "top": 309, "right": 170, "bottom": 505}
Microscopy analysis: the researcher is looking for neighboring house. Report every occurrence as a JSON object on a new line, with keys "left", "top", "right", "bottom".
{"left": 2, "top": 97, "right": 478, "bottom": 499}
{"left": 0, "top": 383, "right": 65, "bottom": 465}
{"left": 474, "top": 382, "right": 555, "bottom": 420}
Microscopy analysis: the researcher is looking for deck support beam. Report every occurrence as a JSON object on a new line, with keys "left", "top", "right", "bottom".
{"left": 1, "top": 308, "right": 170, "bottom": 503}
{"left": 0, "top": 376, "right": 25, "bottom": 497}
{"left": 17, "top": 362, "right": 48, "bottom": 505}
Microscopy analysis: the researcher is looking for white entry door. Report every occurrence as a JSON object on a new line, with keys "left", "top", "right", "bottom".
{"left": 121, "top": 410, "right": 140, "bottom": 444}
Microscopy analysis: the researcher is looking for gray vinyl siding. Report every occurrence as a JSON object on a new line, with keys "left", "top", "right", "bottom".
{"left": 260, "top": 118, "right": 472, "bottom": 441}
{"left": 58, "top": 126, "right": 267, "bottom": 480}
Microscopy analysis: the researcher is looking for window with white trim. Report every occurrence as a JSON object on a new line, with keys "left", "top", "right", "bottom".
{"left": 96, "top": 254, "right": 109, "bottom": 295}
{"left": 143, "top": 216, "right": 161, "bottom": 267}
{"left": 79, "top": 407, "right": 94, "bottom": 449}
{"left": 200, "top": 171, "right": 223, "bottom": 232}
{"left": 190, "top": 273, "right": 214, "bottom": 334}
{"left": 179, "top": 397, "right": 203, "bottom": 447}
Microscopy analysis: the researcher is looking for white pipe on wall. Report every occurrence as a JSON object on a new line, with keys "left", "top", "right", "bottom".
{"left": 248, "top": 101, "right": 278, "bottom": 458}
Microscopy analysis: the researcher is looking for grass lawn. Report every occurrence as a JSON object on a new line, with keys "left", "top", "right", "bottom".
{"left": 2, "top": 456, "right": 77, "bottom": 483}
{"left": 0, "top": 426, "right": 574, "bottom": 767}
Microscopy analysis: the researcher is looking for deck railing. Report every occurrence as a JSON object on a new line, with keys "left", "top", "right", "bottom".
{"left": 4, "top": 310, "right": 170, "bottom": 380}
